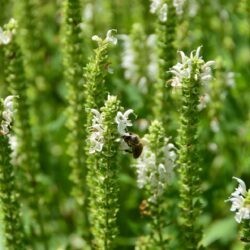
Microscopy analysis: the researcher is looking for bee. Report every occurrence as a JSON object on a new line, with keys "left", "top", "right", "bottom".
{"left": 122, "top": 132, "right": 143, "bottom": 159}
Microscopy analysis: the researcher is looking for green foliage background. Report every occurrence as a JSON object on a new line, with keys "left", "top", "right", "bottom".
{"left": 0, "top": 0, "right": 250, "bottom": 249}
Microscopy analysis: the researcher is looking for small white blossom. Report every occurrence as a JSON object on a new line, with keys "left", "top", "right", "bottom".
{"left": 83, "top": 3, "right": 94, "bottom": 21}
{"left": 225, "top": 72, "right": 235, "bottom": 87}
{"left": 208, "top": 142, "right": 218, "bottom": 152}
{"left": 210, "top": 118, "right": 220, "bottom": 133}
{"left": 89, "top": 109, "right": 104, "bottom": 154}
{"left": 198, "top": 93, "right": 210, "bottom": 110}
{"left": 173, "top": 0, "right": 186, "bottom": 15}
{"left": 226, "top": 177, "right": 250, "bottom": 223}
{"left": 231, "top": 177, "right": 247, "bottom": 197}
{"left": 147, "top": 35, "right": 158, "bottom": 81}
{"left": 120, "top": 32, "right": 158, "bottom": 93}
{"left": 115, "top": 109, "right": 134, "bottom": 135}
{"left": 0, "top": 19, "right": 17, "bottom": 46}
{"left": 105, "top": 29, "right": 117, "bottom": 45}
{"left": 92, "top": 29, "right": 117, "bottom": 45}
{"left": 0, "top": 27, "right": 11, "bottom": 45}
{"left": 1, "top": 95, "right": 16, "bottom": 135}
{"left": 91, "top": 35, "right": 102, "bottom": 43}
{"left": 150, "top": 0, "right": 168, "bottom": 22}
{"left": 159, "top": 3, "right": 168, "bottom": 22}
{"left": 150, "top": 0, "right": 162, "bottom": 13}
{"left": 8, "top": 134, "right": 19, "bottom": 165}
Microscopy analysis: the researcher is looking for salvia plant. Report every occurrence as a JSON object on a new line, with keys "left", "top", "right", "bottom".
{"left": 0, "top": 1, "right": 249, "bottom": 249}
{"left": 62, "top": 0, "right": 86, "bottom": 208}
{"left": 0, "top": 96, "right": 24, "bottom": 250}
{"left": 170, "top": 46, "right": 215, "bottom": 249}
{"left": 2, "top": 19, "right": 46, "bottom": 248}
{"left": 134, "top": 120, "right": 177, "bottom": 249}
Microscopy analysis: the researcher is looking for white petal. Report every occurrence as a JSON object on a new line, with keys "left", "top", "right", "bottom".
{"left": 123, "top": 109, "right": 134, "bottom": 119}
{"left": 92, "top": 35, "right": 101, "bottom": 42}
{"left": 232, "top": 177, "right": 247, "bottom": 196}
{"left": 106, "top": 29, "right": 117, "bottom": 45}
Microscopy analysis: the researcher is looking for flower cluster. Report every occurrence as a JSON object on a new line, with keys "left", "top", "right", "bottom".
{"left": 227, "top": 177, "right": 250, "bottom": 223}
{"left": 0, "top": 18, "right": 17, "bottom": 46}
{"left": 89, "top": 109, "right": 105, "bottom": 154}
{"left": 170, "top": 46, "right": 215, "bottom": 88}
{"left": 120, "top": 33, "right": 158, "bottom": 93}
{"left": 170, "top": 46, "right": 214, "bottom": 111}
{"left": 173, "top": 0, "right": 186, "bottom": 15}
{"left": 1, "top": 96, "right": 16, "bottom": 135}
{"left": 135, "top": 138, "right": 176, "bottom": 203}
{"left": 89, "top": 108, "right": 134, "bottom": 153}
{"left": 150, "top": 0, "right": 168, "bottom": 22}
{"left": 92, "top": 29, "right": 117, "bottom": 45}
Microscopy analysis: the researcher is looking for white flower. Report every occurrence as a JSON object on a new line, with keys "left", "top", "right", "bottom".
{"left": 226, "top": 177, "right": 250, "bottom": 223}
{"left": 83, "top": 3, "right": 93, "bottom": 21}
{"left": 0, "top": 19, "right": 17, "bottom": 46}
{"left": 105, "top": 29, "right": 117, "bottom": 45}
{"left": 147, "top": 35, "right": 158, "bottom": 81}
{"left": 150, "top": 0, "right": 163, "bottom": 14}
{"left": 8, "top": 134, "right": 19, "bottom": 165}
{"left": 200, "top": 61, "right": 215, "bottom": 84}
{"left": 225, "top": 72, "right": 235, "bottom": 87}
{"left": 210, "top": 118, "right": 220, "bottom": 133}
{"left": 159, "top": 3, "right": 168, "bottom": 22}
{"left": 170, "top": 46, "right": 215, "bottom": 88}
{"left": 1, "top": 95, "right": 16, "bottom": 135}
{"left": 115, "top": 109, "right": 134, "bottom": 135}
{"left": 92, "top": 29, "right": 117, "bottom": 45}
{"left": 173, "top": 0, "right": 186, "bottom": 15}
{"left": 0, "top": 27, "right": 11, "bottom": 45}
{"left": 198, "top": 93, "right": 210, "bottom": 110}
{"left": 89, "top": 109, "right": 105, "bottom": 154}
{"left": 150, "top": 0, "right": 168, "bottom": 22}
{"left": 120, "top": 35, "right": 137, "bottom": 82}
{"left": 91, "top": 35, "right": 102, "bottom": 43}
{"left": 232, "top": 177, "right": 247, "bottom": 197}
{"left": 120, "top": 32, "right": 157, "bottom": 93}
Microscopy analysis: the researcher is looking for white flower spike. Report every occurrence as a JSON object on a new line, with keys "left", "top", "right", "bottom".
{"left": 170, "top": 46, "right": 215, "bottom": 107}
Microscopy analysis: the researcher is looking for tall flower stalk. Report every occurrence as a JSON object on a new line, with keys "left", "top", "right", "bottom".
{"left": 0, "top": 96, "right": 25, "bottom": 250}
{"left": 3, "top": 19, "right": 47, "bottom": 248}
{"left": 62, "top": 0, "right": 87, "bottom": 212}
{"left": 170, "top": 46, "right": 214, "bottom": 249}
{"left": 87, "top": 95, "right": 121, "bottom": 249}
{"left": 84, "top": 30, "right": 117, "bottom": 248}
{"left": 150, "top": 0, "right": 179, "bottom": 127}
{"left": 134, "top": 120, "right": 176, "bottom": 249}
